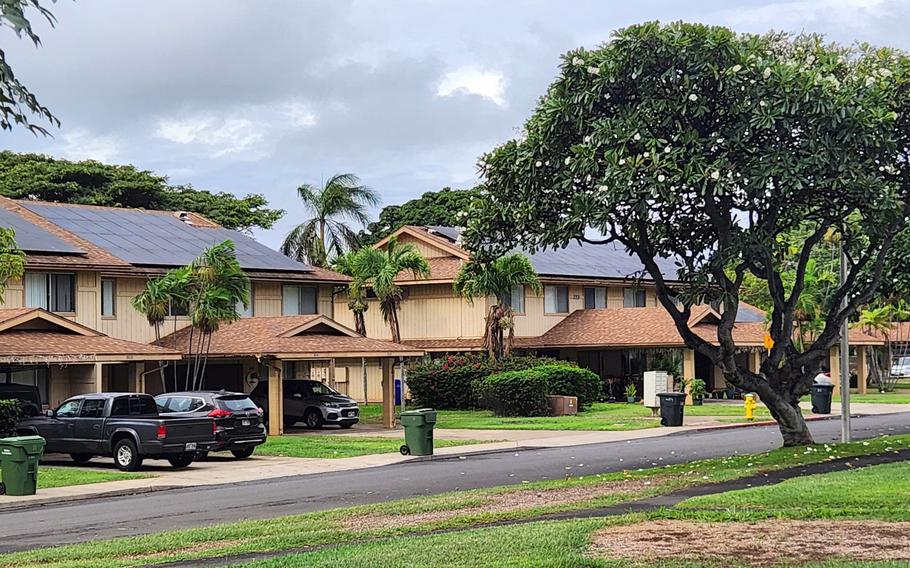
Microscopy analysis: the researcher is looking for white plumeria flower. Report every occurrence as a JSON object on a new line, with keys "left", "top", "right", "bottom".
{"left": 535, "top": 161, "right": 543, "bottom": 167}
{"left": 664, "top": 146, "right": 671, "bottom": 153}
{"left": 759, "top": 100, "right": 766, "bottom": 107}
{"left": 564, "top": 157, "right": 572, "bottom": 165}
{"left": 866, "top": 76, "right": 876, "bottom": 86}
{"left": 572, "top": 56, "right": 585, "bottom": 66}
{"left": 643, "top": 151, "right": 650, "bottom": 158}
{"left": 763, "top": 67, "right": 771, "bottom": 79}
{"left": 657, "top": 174, "right": 666, "bottom": 182}
{"left": 688, "top": 93, "right": 698, "bottom": 102}
{"left": 587, "top": 66, "right": 600, "bottom": 75}
{"left": 618, "top": 158, "right": 626, "bottom": 165}
{"left": 717, "top": 138, "right": 725, "bottom": 144}
{"left": 879, "top": 68, "right": 892, "bottom": 77}
{"left": 633, "top": 133, "right": 641, "bottom": 141}
{"left": 731, "top": 64, "right": 742, "bottom": 73}
{"left": 710, "top": 171, "right": 721, "bottom": 180}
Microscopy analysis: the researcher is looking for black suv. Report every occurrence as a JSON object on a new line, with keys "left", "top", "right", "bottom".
{"left": 0, "top": 383, "right": 42, "bottom": 417}
{"left": 155, "top": 391, "right": 266, "bottom": 459}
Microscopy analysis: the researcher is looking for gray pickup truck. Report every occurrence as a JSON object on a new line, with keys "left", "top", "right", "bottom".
{"left": 17, "top": 393, "right": 216, "bottom": 471}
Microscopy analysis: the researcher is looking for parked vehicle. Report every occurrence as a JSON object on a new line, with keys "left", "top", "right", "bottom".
{"left": 155, "top": 391, "right": 266, "bottom": 459}
{"left": 891, "top": 356, "right": 910, "bottom": 378}
{"left": 0, "top": 383, "right": 42, "bottom": 417}
{"left": 17, "top": 393, "right": 216, "bottom": 471}
{"left": 250, "top": 379, "right": 360, "bottom": 429}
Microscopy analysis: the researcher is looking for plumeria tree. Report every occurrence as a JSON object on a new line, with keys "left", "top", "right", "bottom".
{"left": 0, "top": 228, "right": 25, "bottom": 301}
{"left": 453, "top": 254, "right": 541, "bottom": 360}
{"left": 465, "top": 22, "right": 910, "bottom": 446}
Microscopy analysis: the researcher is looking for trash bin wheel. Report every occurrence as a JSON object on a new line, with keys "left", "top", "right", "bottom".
{"left": 400, "top": 445, "right": 410, "bottom": 455}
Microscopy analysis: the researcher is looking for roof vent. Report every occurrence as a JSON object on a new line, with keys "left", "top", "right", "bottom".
{"left": 177, "top": 211, "right": 194, "bottom": 226}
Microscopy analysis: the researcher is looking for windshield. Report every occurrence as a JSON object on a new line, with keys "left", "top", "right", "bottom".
{"left": 217, "top": 395, "right": 258, "bottom": 411}
{"left": 308, "top": 382, "right": 338, "bottom": 396}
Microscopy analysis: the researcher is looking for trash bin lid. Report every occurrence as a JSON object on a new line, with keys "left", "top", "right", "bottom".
{"left": 400, "top": 408, "right": 435, "bottom": 416}
{"left": 0, "top": 435, "right": 46, "bottom": 452}
{"left": 657, "top": 392, "right": 687, "bottom": 400}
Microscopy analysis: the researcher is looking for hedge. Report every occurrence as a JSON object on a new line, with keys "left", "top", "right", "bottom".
{"left": 475, "top": 370, "right": 550, "bottom": 417}
{"left": 534, "top": 365, "right": 603, "bottom": 410}
{"left": 406, "top": 354, "right": 561, "bottom": 409}
{"left": 0, "top": 399, "right": 21, "bottom": 438}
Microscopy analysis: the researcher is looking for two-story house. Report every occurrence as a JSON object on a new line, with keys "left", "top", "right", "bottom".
{"left": 334, "top": 225, "right": 883, "bottom": 399}
{"left": 0, "top": 197, "right": 418, "bottom": 433}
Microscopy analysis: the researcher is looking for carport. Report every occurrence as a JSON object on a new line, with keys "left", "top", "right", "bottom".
{"left": 160, "top": 314, "right": 424, "bottom": 435}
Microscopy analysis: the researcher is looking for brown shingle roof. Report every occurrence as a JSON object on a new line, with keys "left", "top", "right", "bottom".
{"left": 526, "top": 307, "right": 885, "bottom": 349}
{"left": 159, "top": 315, "right": 423, "bottom": 358}
{"left": 402, "top": 338, "right": 485, "bottom": 351}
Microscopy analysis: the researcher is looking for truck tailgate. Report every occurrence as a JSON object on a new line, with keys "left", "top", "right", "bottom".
{"left": 161, "top": 417, "right": 214, "bottom": 446}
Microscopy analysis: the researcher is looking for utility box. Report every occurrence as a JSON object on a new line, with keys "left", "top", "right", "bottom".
{"left": 546, "top": 395, "right": 578, "bottom": 416}
{"left": 643, "top": 371, "right": 669, "bottom": 411}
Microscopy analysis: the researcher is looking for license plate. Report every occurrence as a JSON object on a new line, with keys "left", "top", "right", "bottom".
{"left": 241, "top": 419, "right": 251, "bottom": 426}
{"left": 344, "top": 410, "right": 355, "bottom": 417}
{"left": 185, "top": 442, "right": 197, "bottom": 451}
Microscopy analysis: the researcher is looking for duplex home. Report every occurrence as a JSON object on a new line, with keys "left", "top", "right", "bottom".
{"left": 0, "top": 197, "right": 416, "bottom": 433}
{"left": 334, "top": 225, "right": 882, "bottom": 399}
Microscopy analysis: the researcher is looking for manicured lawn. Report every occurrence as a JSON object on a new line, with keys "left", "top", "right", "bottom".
{"left": 257, "top": 435, "right": 486, "bottom": 459}
{"left": 5, "top": 434, "right": 909, "bottom": 568}
{"left": 678, "top": 459, "right": 910, "bottom": 521}
{"left": 0, "top": 465, "right": 144, "bottom": 490}
{"left": 835, "top": 393, "right": 910, "bottom": 404}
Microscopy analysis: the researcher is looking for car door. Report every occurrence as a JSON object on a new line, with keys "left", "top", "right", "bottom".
{"left": 42, "top": 399, "right": 82, "bottom": 453}
{"left": 73, "top": 398, "right": 107, "bottom": 454}
{"left": 284, "top": 381, "right": 306, "bottom": 417}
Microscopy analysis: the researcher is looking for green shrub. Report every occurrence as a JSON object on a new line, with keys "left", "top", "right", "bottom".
{"left": 407, "top": 354, "right": 561, "bottom": 409}
{"left": 0, "top": 399, "right": 21, "bottom": 438}
{"left": 475, "top": 370, "right": 550, "bottom": 417}
{"left": 534, "top": 365, "right": 602, "bottom": 409}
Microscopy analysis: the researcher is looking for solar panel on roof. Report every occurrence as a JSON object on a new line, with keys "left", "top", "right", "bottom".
{"left": 22, "top": 203, "right": 313, "bottom": 272}
{"left": 0, "top": 207, "right": 84, "bottom": 254}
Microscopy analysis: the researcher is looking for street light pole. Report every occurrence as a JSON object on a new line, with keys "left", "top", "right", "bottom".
{"left": 839, "top": 240, "right": 851, "bottom": 443}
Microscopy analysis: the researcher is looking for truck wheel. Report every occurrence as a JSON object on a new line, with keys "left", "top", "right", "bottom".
{"left": 167, "top": 453, "right": 194, "bottom": 468}
{"left": 305, "top": 409, "right": 323, "bottom": 429}
{"left": 230, "top": 447, "right": 255, "bottom": 459}
{"left": 70, "top": 453, "right": 93, "bottom": 464}
{"left": 113, "top": 439, "right": 142, "bottom": 471}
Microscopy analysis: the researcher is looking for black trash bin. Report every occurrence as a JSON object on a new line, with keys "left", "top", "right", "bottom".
{"left": 810, "top": 383, "right": 835, "bottom": 414}
{"left": 658, "top": 392, "right": 687, "bottom": 427}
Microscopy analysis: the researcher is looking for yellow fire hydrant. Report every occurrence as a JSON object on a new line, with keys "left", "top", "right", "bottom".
{"left": 744, "top": 393, "right": 757, "bottom": 421}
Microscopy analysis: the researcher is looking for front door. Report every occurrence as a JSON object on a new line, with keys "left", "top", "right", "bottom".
{"left": 74, "top": 398, "right": 107, "bottom": 453}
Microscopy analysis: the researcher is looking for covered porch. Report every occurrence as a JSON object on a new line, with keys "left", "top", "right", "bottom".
{"left": 159, "top": 314, "right": 423, "bottom": 435}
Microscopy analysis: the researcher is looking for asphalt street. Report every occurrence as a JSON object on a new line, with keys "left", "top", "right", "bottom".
{"left": 2, "top": 413, "right": 908, "bottom": 552}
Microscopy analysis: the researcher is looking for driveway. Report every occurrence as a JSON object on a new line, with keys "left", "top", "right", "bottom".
{"left": 1, "top": 412, "right": 908, "bottom": 552}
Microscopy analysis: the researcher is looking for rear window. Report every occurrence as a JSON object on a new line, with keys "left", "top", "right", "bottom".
{"left": 110, "top": 395, "right": 158, "bottom": 416}
{"left": 217, "top": 395, "right": 258, "bottom": 412}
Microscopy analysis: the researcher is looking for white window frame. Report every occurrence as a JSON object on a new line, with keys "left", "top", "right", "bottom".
{"left": 101, "top": 278, "right": 116, "bottom": 318}
{"left": 544, "top": 285, "right": 569, "bottom": 314}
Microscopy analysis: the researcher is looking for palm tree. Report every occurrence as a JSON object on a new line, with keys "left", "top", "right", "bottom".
{"left": 356, "top": 238, "right": 430, "bottom": 343}
{"left": 855, "top": 304, "right": 894, "bottom": 392}
{"left": 281, "top": 173, "right": 379, "bottom": 267}
{"left": 132, "top": 278, "right": 173, "bottom": 391}
{"left": 331, "top": 250, "right": 369, "bottom": 336}
{"left": 183, "top": 241, "right": 250, "bottom": 390}
{"left": 453, "top": 254, "right": 541, "bottom": 360}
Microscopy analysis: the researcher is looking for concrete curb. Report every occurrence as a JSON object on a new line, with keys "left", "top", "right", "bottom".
{"left": 0, "top": 484, "right": 182, "bottom": 512}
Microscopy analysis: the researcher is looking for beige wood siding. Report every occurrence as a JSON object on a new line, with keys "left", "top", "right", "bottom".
{"left": 254, "top": 281, "right": 283, "bottom": 316}
{"left": 2, "top": 276, "right": 23, "bottom": 307}
{"left": 396, "top": 234, "right": 454, "bottom": 259}
{"left": 75, "top": 271, "right": 100, "bottom": 330}
{"left": 100, "top": 277, "right": 191, "bottom": 343}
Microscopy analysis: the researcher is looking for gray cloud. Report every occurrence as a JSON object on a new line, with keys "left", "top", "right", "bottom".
{"left": 3, "top": 0, "right": 910, "bottom": 248}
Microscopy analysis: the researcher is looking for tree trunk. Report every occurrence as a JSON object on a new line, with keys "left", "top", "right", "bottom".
{"left": 738, "top": 366, "right": 815, "bottom": 446}
{"left": 153, "top": 324, "right": 166, "bottom": 393}
{"left": 386, "top": 301, "right": 402, "bottom": 343}
{"left": 483, "top": 304, "right": 505, "bottom": 361}
{"left": 763, "top": 394, "right": 814, "bottom": 446}
{"left": 354, "top": 310, "right": 366, "bottom": 336}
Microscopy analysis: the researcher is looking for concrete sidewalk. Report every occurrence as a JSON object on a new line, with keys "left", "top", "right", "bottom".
{"left": 3, "top": 401, "right": 907, "bottom": 510}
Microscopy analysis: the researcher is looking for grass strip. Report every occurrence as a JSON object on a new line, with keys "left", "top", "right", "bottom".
{"left": 257, "top": 435, "right": 487, "bottom": 459}
{"left": 0, "top": 465, "right": 145, "bottom": 490}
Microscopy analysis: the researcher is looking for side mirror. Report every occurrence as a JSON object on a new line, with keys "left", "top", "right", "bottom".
{"left": 45, "top": 409, "right": 55, "bottom": 418}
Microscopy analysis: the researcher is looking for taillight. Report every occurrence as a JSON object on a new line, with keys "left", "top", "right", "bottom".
{"left": 207, "top": 408, "right": 232, "bottom": 418}
{"left": 156, "top": 423, "right": 167, "bottom": 439}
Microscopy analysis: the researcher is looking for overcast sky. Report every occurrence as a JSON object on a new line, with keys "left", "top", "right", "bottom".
{"left": 3, "top": 0, "right": 909, "bottom": 248}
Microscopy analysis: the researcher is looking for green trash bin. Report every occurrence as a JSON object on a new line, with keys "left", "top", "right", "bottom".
{"left": 399, "top": 408, "right": 436, "bottom": 456}
{"left": 0, "top": 435, "right": 46, "bottom": 496}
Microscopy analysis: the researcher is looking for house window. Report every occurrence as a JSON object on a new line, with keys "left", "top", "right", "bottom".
{"left": 101, "top": 279, "right": 116, "bottom": 317}
{"left": 25, "top": 272, "right": 75, "bottom": 312}
{"left": 544, "top": 285, "right": 569, "bottom": 314}
{"left": 623, "top": 287, "right": 647, "bottom": 308}
{"left": 282, "top": 285, "right": 318, "bottom": 315}
{"left": 168, "top": 300, "right": 188, "bottom": 317}
{"left": 501, "top": 284, "right": 525, "bottom": 313}
{"left": 236, "top": 288, "right": 253, "bottom": 318}
{"left": 584, "top": 287, "right": 607, "bottom": 309}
